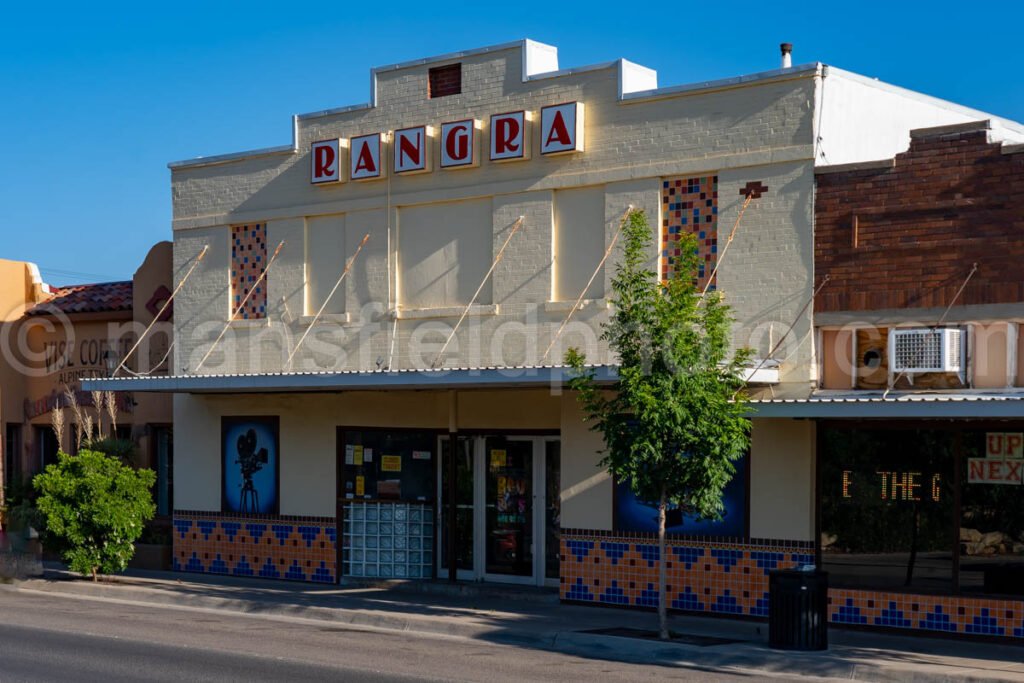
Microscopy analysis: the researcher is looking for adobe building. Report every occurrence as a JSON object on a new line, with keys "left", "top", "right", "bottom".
{"left": 86, "top": 40, "right": 1024, "bottom": 641}
{"left": 1, "top": 243, "right": 174, "bottom": 519}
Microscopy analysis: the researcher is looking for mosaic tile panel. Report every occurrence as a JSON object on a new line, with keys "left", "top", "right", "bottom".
{"left": 829, "top": 589, "right": 1024, "bottom": 639}
{"left": 561, "top": 531, "right": 1024, "bottom": 641}
{"left": 661, "top": 175, "right": 718, "bottom": 289}
{"left": 173, "top": 511, "right": 336, "bottom": 583}
{"left": 230, "top": 223, "right": 267, "bottom": 320}
{"left": 561, "top": 531, "right": 810, "bottom": 615}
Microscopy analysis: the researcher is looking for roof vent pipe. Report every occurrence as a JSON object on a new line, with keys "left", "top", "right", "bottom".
{"left": 780, "top": 43, "right": 793, "bottom": 69}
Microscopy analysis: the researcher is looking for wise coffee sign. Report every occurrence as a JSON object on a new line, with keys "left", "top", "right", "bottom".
{"left": 310, "top": 102, "right": 584, "bottom": 185}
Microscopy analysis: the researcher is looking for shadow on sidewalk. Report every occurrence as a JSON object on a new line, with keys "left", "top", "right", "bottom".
{"left": 24, "top": 564, "right": 1024, "bottom": 682}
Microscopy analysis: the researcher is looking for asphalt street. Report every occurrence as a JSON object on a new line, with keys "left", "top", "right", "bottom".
{"left": 0, "top": 590, "right": 783, "bottom": 682}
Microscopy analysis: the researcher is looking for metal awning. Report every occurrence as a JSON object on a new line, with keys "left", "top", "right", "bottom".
{"left": 749, "top": 392, "right": 1024, "bottom": 419}
{"left": 82, "top": 362, "right": 779, "bottom": 395}
{"left": 82, "top": 365, "right": 619, "bottom": 394}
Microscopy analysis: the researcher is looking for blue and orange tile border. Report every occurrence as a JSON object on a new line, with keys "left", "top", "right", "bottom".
{"left": 560, "top": 530, "right": 1024, "bottom": 642}
{"left": 173, "top": 510, "right": 337, "bottom": 584}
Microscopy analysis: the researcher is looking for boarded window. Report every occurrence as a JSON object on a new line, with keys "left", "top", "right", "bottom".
{"left": 230, "top": 223, "right": 267, "bottom": 319}
{"left": 428, "top": 63, "right": 461, "bottom": 98}
{"left": 399, "top": 199, "right": 492, "bottom": 309}
{"left": 553, "top": 186, "right": 606, "bottom": 301}
{"left": 305, "top": 214, "right": 347, "bottom": 316}
{"left": 661, "top": 175, "right": 718, "bottom": 289}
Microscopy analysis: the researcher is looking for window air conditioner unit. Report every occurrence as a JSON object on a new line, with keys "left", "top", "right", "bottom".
{"left": 889, "top": 328, "right": 964, "bottom": 374}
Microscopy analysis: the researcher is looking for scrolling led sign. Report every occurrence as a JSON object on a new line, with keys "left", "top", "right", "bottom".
{"left": 841, "top": 470, "right": 943, "bottom": 503}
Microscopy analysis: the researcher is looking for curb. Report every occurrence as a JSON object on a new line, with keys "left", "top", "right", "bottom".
{"left": 8, "top": 578, "right": 1024, "bottom": 683}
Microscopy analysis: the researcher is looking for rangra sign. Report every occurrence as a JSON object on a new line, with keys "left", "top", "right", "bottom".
{"left": 310, "top": 102, "right": 584, "bottom": 184}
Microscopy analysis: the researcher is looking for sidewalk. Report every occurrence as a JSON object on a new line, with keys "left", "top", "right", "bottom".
{"left": 7, "top": 566, "right": 1024, "bottom": 682}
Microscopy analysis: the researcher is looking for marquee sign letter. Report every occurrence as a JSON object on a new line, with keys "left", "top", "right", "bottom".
{"left": 490, "top": 111, "right": 529, "bottom": 162}
{"left": 350, "top": 133, "right": 385, "bottom": 181}
{"left": 440, "top": 119, "right": 479, "bottom": 169}
{"left": 311, "top": 139, "right": 346, "bottom": 185}
{"left": 540, "top": 102, "right": 585, "bottom": 155}
{"left": 394, "top": 125, "right": 432, "bottom": 174}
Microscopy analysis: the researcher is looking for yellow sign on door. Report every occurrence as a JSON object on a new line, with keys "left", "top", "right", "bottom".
{"left": 381, "top": 455, "right": 402, "bottom": 472}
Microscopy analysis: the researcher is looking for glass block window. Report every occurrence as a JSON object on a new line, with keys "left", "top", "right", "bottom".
{"left": 343, "top": 502, "right": 434, "bottom": 579}
{"left": 661, "top": 175, "right": 718, "bottom": 290}
{"left": 230, "top": 223, "right": 267, "bottom": 320}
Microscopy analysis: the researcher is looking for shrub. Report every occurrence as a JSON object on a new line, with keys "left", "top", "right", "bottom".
{"left": 34, "top": 449, "right": 156, "bottom": 580}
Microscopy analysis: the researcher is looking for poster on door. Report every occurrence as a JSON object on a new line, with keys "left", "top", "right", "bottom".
{"left": 496, "top": 475, "right": 527, "bottom": 526}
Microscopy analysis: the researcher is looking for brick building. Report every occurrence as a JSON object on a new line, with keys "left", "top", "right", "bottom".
{"left": 754, "top": 120, "right": 1024, "bottom": 638}
{"left": 87, "top": 41, "right": 1024, "bottom": 641}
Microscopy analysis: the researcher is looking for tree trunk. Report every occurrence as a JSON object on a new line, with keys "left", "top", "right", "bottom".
{"left": 92, "top": 567, "right": 98, "bottom": 582}
{"left": 658, "top": 486, "right": 669, "bottom": 640}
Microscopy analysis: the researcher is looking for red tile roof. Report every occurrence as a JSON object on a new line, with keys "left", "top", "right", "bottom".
{"left": 27, "top": 281, "right": 133, "bottom": 316}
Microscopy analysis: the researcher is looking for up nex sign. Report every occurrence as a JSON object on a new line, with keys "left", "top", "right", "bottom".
{"left": 310, "top": 102, "right": 584, "bottom": 185}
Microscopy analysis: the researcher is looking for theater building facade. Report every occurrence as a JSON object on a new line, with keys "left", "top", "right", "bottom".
{"left": 87, "top": 40, "right": 1024, "bottom": 640}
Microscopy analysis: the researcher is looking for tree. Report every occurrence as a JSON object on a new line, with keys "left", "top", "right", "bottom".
{"left": 566, "top": 209, "right": 752, "bottom": 640}
{"left": 33, "top": 449, "right": 156, "bottom": 581}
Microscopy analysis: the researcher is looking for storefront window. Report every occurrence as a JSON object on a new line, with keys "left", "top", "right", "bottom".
{"left": 959, "top": 431, "right": 1024, "bottom": 597}
{"left": 820, "top": 427, "right": 955, "bottom": 592}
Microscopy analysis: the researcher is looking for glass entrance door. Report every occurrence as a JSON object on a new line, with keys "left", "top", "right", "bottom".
{"left": 438, "top": 435, "right": 560, "bottom": 586}
{"left": 484, "top": 437, "right": 533, "bottom": 577}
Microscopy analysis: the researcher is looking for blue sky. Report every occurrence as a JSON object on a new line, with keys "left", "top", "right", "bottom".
{"left": 2, "top": 1, "right": 1021, "bottom": 285}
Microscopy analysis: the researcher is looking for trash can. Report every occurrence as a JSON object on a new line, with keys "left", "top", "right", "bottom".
{"left": 768, "top": 568, "right": 828, "bottom": 651}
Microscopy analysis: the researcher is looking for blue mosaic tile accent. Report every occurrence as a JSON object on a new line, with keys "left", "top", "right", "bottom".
{"left": 599, "top": 580, "right": 629, "bottom": 605}
{"left": 311, "top": 562, "right": 333, "bottom": 583}
{"left": 233, "top": 556, "right": 254, "bottom": 577}
{"left": 567, "top": 539, "right": 595, "bottom": 562}
{"left": 272, "top": 524, "right": 294, "bottom": 545}
{"left": 671, "top": 587, "right": 705, "bottom": 612}
{"left": 833, "top": 598, "right": 868, "bottom": 625}
{"left": 710, "top": 548, "right": 741, "bottom": 572}
{"left": 600, "top": 542, "right": 628, "bottom": 565}
{"left": 965, "top": 609, "right": 1005, "bottom": 636}
{"left": 636, "top": 583, "right": 659, "bottom": 608}
{"left": 259, "top": 557, "right": 280, "bottom": 579}
{"left": 790, "top": 553, "right": 814, "bottom": 566}
{"left": 221, "top": 522, "right": 241, "bottom": 543}
{"left": 636, "top": 544, "right": 659, "bottom": 567}
{"left": 298, "top": 526, "right": 320, "bottom": 547}
{"left": 196, "top": 520, "right": 216, "bottom": 541}
{"left": 567, "top": 577, "right": 594, "bottom": 602}
{"left": 711, "top": 589, "right": 742, "bottom": 614}
{"left": 751, "top": 592, "right": 771, "bottom": 617}
{"left": 173, "top": 519, "right": 193, "bottom": 539}
{"left": 920, "top": 605, "right": 956, "bottom": 633}
{"left": 875, "top": 602, "right": 911, "bottom": 628}
{"left": 245, "top": 523, "right": 267, "bottom": 541}
{"left": 185, "top": 552, "right": 204, "bottom": 573}
{"left": 671, "top": 546, "right": 704, "bottom": 570}
{"left": 1014, "top": 621, "right": 1024, "bottom": 638}
{"left": 750, "top": 551, "right": 785, "bottom": 573}
{"left": 285, "top": 560, "right": 306, "bottom": 581}
{"left": 209, "top": 554, "right": 229, "bottom": 575}
{"left": 326, "top": 527, "right": 337, "bottom": 545}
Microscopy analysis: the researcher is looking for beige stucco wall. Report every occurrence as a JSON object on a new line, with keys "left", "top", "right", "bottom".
{"left": 174, "top": 389, "right": 562, "bottom": 516}
{"left": 558, "top": 392, "right": 612, "bottom": 531}
{"left": 748, "top": 418, "right": 815, "bottom": 541}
